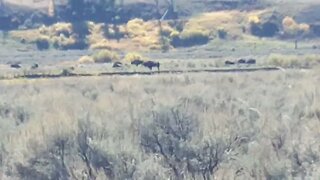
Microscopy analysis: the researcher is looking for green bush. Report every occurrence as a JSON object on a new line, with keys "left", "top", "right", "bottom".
{"left": 170, "top": 29, "right": 210, "bottom": 47}
{"left": 35, "top": 37, "right": 50, "bottom": 50}
{"left": 92, "top": 50, "right": 119, "bottom": 63}
{"left": 217, "top": 27, "right": 227, "bottom": 39}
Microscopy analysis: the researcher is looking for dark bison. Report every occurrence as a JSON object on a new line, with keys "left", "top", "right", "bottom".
{"left": 246, "top": 58, "right": 256, "bottom": 65}
{"left": 143, "top": 61, "right": 160, "bottom": 71}
{"left": 131, "top": 60, "right": 144, "bottom": 66}
{"left": 31, "top": 63, "right": 39, "bottom": 69}
{"left": 225, "top": 60, "right": 235, "bottom": 65}
{"left": 237, "top": 59, "right": 246, "bottom": 64}
{"left": 113, "top": 61, "right": 122, "bottom": 68}
{"left": 10, "top": 63, "right": 21, "bottom": 69}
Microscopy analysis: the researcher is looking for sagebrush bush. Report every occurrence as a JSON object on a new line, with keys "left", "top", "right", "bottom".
{"left": 170, "top": 28, "right": 210, "bottom": 47}
{"left": 35, "top": 36, "right": 50, "bottom": 50}
{"left": 282, "top": 16, "right": 310, "bottom": 38}
{"left": 92, "top": 50, "right": 119, "bottom": 63}
{"left": 217, "top": 27, "right": 227, "bottom": 39}
{"left": 78, "top": 55, "right": 94, "bottom": 64}
{"left": 123, "top": 52, "right": 144, "bottom": 63}
{"left": 248, "top": 15, "right": 260, "bottom": 24}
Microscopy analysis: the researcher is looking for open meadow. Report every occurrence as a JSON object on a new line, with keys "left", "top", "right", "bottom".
{"left": 0, "top": 68, "right": 320, "bottom": 179}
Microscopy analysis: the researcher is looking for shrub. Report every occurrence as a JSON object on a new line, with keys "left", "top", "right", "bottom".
{"left": 78, "top": 55, "right": 94, "bottom": 64}
{"left": 123, "top": 52, "right": 144, "bottom": 63}
{"left": 140, "top": 104, "right": 199, "bottom": 179}
{"left": 217, "top": 27, "right": 227, "bottom": 39}
{"left": 282, "top": 16, "right": 310, "bottom": 38}
{"left": 50, "top": 22, "right": 73, "bottom": 37}
{"left": 170, "top": 28, "right": 210, "bottom": 47}
{"left": 248, "top": 15, "right": 260, "bottom": 24}
{"left": 126, "top": 18, "right": 146, "bottom": 38}
{"left": 250, "top": 21, "right": 279, "bottom": 37}
{"left": 35, "top": 36, "right": 50, "bottom": 50}
{"left": 180, "top": 29, "right": 210, "bottom": 45}
{"left": 92, "top": 50, "right": 119, "bottom": 63}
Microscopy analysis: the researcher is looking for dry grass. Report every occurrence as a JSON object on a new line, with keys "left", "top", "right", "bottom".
{"left": 0, "top": 69, "right": 320, "bottom": 179}
{"left": 266, "top": 54, "right": 320, "bottom": 68}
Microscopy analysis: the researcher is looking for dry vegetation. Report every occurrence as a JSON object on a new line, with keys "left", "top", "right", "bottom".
{"left": 0, "top": 69, "right": 320, "bottom": 179}
{"left": 266, "top": 54, "right": 320, "bottom": 68}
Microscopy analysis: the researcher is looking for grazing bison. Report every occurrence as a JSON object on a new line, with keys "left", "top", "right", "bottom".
{"left": 237, "top": 59, "right": 246, "bottom": 64}
{"left": 113, "top": 61, "right": 122, "bottom": 68}
{"left": 31, "top": 63, "right": 39, "bottom": 69}
{"left": 10, "top": 63, "right": 21, "bottom": 69}
{"left": 143, "top": 61, "right": 160, "bottom": 71}
{"left": 131, "top": 60, "right": 144, "bottom": 66}
{"left": 246, "top": 58, "right": 256, "bottom": 65}
{"left": 225, "top": 60, "right": 235, "bottom": 65}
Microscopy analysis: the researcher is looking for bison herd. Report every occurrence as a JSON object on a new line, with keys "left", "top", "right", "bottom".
{"left": 112, "top": 60, "right": 160, "bottom": 71}
{"left": 7, "top": 62, "right": 39, "bottom": 69}
{"left": 6, "top": 58, "right": 257, "bottom": 73}
{"left": 224, "top": 58, "right": 256, "bottom": 66}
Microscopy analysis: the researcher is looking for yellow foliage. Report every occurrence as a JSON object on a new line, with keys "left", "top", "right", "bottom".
{"left": 50, "top": 22, "right": 73, "bottom": 36}
{"left": 282, "top": 16, "right": 310, "bottom": 36}
{"left": 282, "top": 16, "right": 298, "bottom": 29}
{"left": 180, "top": 27, "right": 210, "bottom": 40}
{"left": 92, "top": 50, "right": 119, "bottom": 63}
{"left": 123, "top": 52, "right": 144, "bottom": 63}
{"left": 170, "top": 30, "right": 180, "bottom": 39}
{"left": 299, "top": 23, "right": 310, "bottom": 33}
{"left": 127, "top": 18, "right": 147, "bottom": 38}
{"left": 90, "top": 39, "right": 112, "bottom": 50}
{"left": 248, "top": 15, "right": 260, "bottom": 24}
{"left": 78, "top": 56, "right": 94, "bottom": 64}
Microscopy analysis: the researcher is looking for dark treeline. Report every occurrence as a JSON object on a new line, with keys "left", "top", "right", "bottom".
{"left": 0, "top": 0, "right": 178, "bottom": 30}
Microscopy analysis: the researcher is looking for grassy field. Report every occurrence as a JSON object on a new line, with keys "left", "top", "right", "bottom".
{"left": 0, "top": 68, "right": 320, "bottom": 179}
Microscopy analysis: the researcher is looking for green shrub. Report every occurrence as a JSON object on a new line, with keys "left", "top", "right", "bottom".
{"left": 170, "top": 28, "right": 210, "bottom": 47}
{"left": 92, "top": 50, "right": 119, "bottom": 63}
{"left": 217, "top": 27, "right": 227, "bottom": 39}
{"left": 35, "top": 36, "right": 50, "bottom": 50}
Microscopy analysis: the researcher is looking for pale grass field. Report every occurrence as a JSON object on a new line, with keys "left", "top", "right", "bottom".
{"left": 0, "top": 68, "right": 320, "bottom": 179}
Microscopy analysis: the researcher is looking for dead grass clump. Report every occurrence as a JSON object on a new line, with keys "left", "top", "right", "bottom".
{"left": 92, "top": 50, "right": 119, "bottom": 63}
{"left": 78, "top": 56, "right": 94, "bottom": 64}
{"left": 267, "top": 54, "right": 320, "bottom": 68}
{"left": 282, "top": 16, "right": 310, "bottom": 38}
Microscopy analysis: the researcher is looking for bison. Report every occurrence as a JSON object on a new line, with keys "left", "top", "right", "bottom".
{"left": 237, "top": 59, "right": 246, "bottom": 64}
{"left": 246, "top": 58, "right": 256, "bottom": 65}
{"left": 113, "top": 61, "right": 122, "bottom": 68}
{"left": 143, "top": 61, "right": 160, "bottom": 71}
{"left": 31, "top": 63, "right": 39, "bottom": 69}
{"left": 225, "top": 60, "right": 235, "bottom": 65}
{"left": 10, "top": 63, "right": 21, "bottom": 69}
{"left": 131, "top": 60, "right": 144, "bottom": 66}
